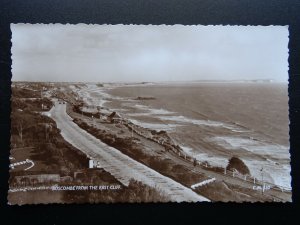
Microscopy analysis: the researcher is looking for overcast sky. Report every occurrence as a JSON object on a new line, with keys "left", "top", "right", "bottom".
{"left": 11, "top": 24, "right": 289, "bottom": 82}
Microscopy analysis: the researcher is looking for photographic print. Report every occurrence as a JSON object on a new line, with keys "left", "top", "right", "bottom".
{"left": 8, "top": 24, "right": 291, "bottom": 204}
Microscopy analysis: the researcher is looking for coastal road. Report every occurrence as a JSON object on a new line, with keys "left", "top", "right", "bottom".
{"left": 49, "top": 101, "right": 209, "bottom": 202}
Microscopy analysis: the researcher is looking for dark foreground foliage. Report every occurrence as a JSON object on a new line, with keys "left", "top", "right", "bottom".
{"left": 62, "top": 179, "right": 169, "bottom": 203}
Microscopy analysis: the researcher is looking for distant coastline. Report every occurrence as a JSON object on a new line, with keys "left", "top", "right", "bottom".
{"left": 11, "top": 79, "right": 287, "bottom": 85}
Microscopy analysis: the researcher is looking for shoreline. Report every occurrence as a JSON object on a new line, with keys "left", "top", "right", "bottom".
{"left": 82, "top": 84, "right": 291, "bottom": 189}
{"left": 65, "top": 99, "right": 291, "bottom": 201}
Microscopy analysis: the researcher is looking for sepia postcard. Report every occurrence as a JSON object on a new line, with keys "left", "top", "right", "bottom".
{"left": 8, "top": 24, "right": 291, "bottom": 204}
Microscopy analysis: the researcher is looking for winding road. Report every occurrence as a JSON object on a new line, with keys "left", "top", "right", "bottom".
{"left": 49, "top": 101, "right": 209, "bottom": 202}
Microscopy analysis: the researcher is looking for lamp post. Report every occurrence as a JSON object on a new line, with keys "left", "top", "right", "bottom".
{"left": 261, "top": 167, "right": 264, "bottom": 195}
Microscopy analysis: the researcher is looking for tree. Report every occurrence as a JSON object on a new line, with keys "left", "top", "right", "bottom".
{"left": 11, "top": 112, "right": 33, "bottom": 146}
{"left": 226, "top": 156, "right": 250, "bottom": 175}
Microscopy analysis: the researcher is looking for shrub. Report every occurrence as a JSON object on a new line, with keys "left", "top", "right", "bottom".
{"left": 226, "top": 156, "right": 250, "bottom": 175}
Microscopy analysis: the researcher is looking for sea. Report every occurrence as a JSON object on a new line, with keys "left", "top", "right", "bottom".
{"left": 74, "top": 82, "right": 291, "bottom": 189}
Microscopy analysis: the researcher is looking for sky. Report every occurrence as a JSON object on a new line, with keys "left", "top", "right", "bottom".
{"left": 11, "top": 24, "right": 289, "bottom": 82}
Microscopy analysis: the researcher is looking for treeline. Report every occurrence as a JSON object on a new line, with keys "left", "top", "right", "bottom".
{"left": 12, "top": 87, "right": 40, "bottom": 98}
{"left": 12, "top": 98, "right": 53, "bottom": 112}
{"left": 12, "top": 86, "right": 53, "bottom": 111}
